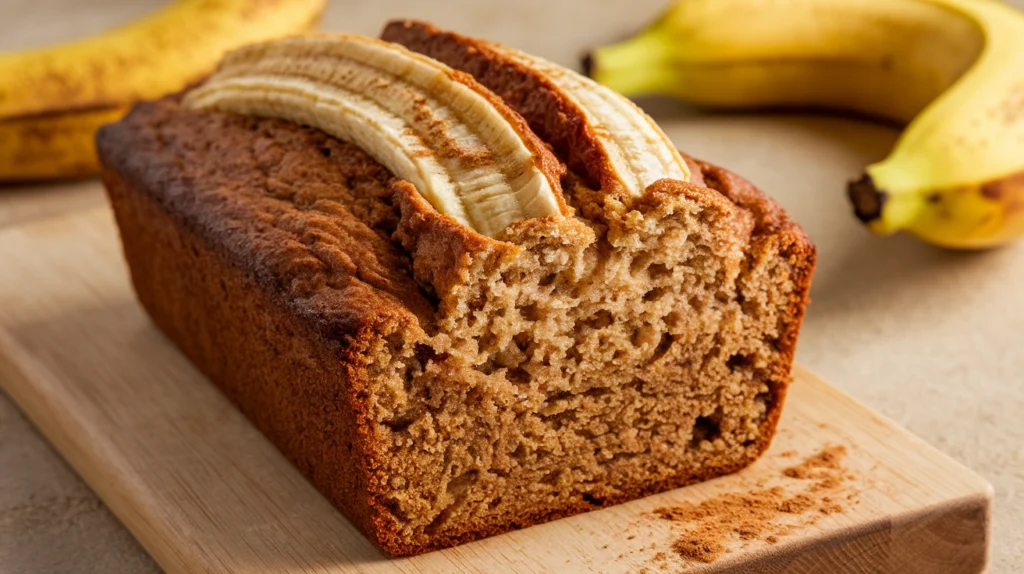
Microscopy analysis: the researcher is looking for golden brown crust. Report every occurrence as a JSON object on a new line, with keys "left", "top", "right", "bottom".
{"left": 98, "top": 97, "right": 436, "bottom": 337}
{"left": 99, "top": 79, "right": 813, "bottom": 556}
{"left": 102, "top": 156, "right": 387, "bottom": 549}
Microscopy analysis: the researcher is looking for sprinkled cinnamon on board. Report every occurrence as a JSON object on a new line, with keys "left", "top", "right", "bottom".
{"left": 651, "top": 444, "right": 855, "bottom": 564}
{"left": 811, "top": 475, "right": 843, "bottom": 492}
{"left": 779, "top": 493, "right": 814, "bottom": 514}
{"left": 672, "top": 536, "right": 726, "bottom": 563}
{"left": 783, "top": 445, "right": 847, "bottom": 479}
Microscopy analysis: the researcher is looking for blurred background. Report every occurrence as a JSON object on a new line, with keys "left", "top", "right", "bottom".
{"left": 1, "top": 0, "right": 1022, "bottom": 572}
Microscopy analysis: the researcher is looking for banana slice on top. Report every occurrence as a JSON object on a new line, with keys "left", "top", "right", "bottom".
{"left": 184, "top": 34, "right": 565, "bottom": 239}
{"left": 381, "top": 20, "right": 690, "bottom": 196}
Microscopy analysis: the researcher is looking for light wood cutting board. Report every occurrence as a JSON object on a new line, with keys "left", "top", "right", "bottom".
{"left": 0, "top": 208, "right": 991, "bottom": 573}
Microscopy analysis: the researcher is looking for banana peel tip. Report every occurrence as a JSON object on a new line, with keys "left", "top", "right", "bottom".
{"left": 581, "top": 52, "right": 594, "bottom": 78}
{"left": 848, "top": 174, "right": 887, "bottom": 225}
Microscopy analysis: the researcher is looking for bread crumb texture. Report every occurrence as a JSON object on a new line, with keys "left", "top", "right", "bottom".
{"left": 98, "top": 90, "right": 813, "bottom": 555}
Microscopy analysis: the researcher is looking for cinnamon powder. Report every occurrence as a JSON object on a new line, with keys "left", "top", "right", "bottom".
{"left": 652, "top": 444, "right": 854, "bottom": 564}
{"left": 783, "top": 445, "right": 847, "bottom": 479}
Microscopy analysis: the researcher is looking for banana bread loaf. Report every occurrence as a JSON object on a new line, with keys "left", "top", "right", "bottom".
{"left": 97, "top": 25, "right": 814, "bottom": 557}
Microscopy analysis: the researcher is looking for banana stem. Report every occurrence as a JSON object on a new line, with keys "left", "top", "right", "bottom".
{"left": 585, "top": 31, "right": 677, "bottom": 97}
{"left": 848, "top": 173, "right": 924, "bottom": 235}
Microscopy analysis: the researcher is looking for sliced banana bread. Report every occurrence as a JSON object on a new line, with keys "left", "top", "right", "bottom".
{"left": 98, "top": 26, "right": 814, "bottom": 557}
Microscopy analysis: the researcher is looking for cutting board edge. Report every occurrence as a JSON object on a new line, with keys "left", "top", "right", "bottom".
{"left": 706, "top": 487, "right": 991, "bottom": 574}
{"left": 0, "top": 326, "right": 199, "bottom": 574}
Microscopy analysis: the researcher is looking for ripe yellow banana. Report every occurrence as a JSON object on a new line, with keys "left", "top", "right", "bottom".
{"left": 185, "top": 35, "right": 566, "bottom": 239}
{"left": 0, "top": 107, "right": 127, "bottom": 180}
{"left": 586, "top": 0, "right": 1024, "bottom": 249}
{"left": 0, "top": 0, "right": 324, "bottom": 181}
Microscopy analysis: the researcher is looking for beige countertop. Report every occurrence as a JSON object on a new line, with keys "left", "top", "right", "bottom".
{"left": 1, "top": 0, "right": 1022, "bottom": 572}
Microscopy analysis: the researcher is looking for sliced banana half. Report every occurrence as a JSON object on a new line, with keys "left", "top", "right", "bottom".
{"left": 184, "top": 34, "right": 565, "bottom": 239}
{"left": 382, "top": 20, "right": 690, "bottom": 196}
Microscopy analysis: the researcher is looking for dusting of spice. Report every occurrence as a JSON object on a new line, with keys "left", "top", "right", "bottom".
{"left": 671, "top": 536, "right": 725, "bottom": 563}
{"left": 783, "top": 445, "right": 847, "bottom": 479}
{"left": 651, "top": 444, "right": 855, "bottom": 564}
{"left": 811, "top": 475, "right": 843, "bottom": 492}
{"left": 778, "top": 493, "right": 814, "bottom": 514}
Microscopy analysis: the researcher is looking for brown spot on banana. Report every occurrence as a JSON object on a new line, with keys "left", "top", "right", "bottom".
{"left": 980, "top": 170, "right": 1024, "bottom": 202}
{"left": 999, "top": 83, "right": 1024, "bottom": 124}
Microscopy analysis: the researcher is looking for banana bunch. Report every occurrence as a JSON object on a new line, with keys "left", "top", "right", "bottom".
{"left": 0, "top": 0, "right": 324, "bottom": 181}
{"left": 585, "top": 0, "right": 1024, "bottom": 249}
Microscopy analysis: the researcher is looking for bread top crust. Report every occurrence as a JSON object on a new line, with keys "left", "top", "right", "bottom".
{"left": 184, "top": 33, "right": 573, "bottom": 238}
{"left": 98, "top": 99, "right": 434, "bottom": 347}
{"left": 97, "top": 87, "right": 812, "bottom": 347}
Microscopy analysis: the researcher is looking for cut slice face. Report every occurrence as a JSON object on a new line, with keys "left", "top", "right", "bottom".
{"left": 184, "top": 34, "right": 565, "bottom": 239}
{"left": 381, "top": 20, "right": 690, "bottom": 197}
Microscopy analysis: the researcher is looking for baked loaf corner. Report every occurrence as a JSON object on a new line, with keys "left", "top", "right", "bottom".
{"left": 98, "top": 24, "right": 814, "bottom": 556}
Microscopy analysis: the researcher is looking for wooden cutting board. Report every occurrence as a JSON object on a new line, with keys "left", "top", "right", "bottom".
{"left": 0, "top": 208, "right": 991, "bottom": 573}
